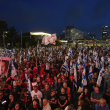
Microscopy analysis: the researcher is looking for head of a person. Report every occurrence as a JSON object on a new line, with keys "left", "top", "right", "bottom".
{"left": 3, "top": 84, "right": 8, "bottom": 90}
{"left": 22, "top": 88, "right": 27, "bottom": 95}
{"left": 91, "top": 78, "right": 95, "bottom": 84}
{"left": 54, "top": 76, "right": 57, "bottom": 81}
{"left": 78, "top": 99, "right": 83, "bottom": 107}
{"left": 105, "top": 67, "right": 108, "bottom": 73}
{"left": 84, "top": 88, "right": 88, "bottom": 94}
{"left": 94, "top": 87, "right": 99, "bottom": 94}
{"left": 100, "top": 98, "right": 106, "bottom": 108}
{"left": 69, "top": 75, "right": 74, "bottom": 81}
{"left": 1, "top": 61, "right": 6, "bottom": 75}
{"left": 63, "top": 82, "right": 67, "bottom": 88}
{"left": 68, "top": 104, "right": 74, "bottom": 110}
{"left": 43, "top": 99, "right": 48, "bottom": 107}
{"left": 37, "top": 77, "right": 40, "bottom": 82}
{"left": 94, "top": 73, "right": 97, "bottom": 78}
{"left": 58, "top": 78, "right": 62, "bottom": 83}
{"left": 51, "top": 89, "right": 56, "bottom": 96}
{"left": 14, "top": 103, "right": 20, "bottom": 110}
{"left": 33, "top": 99, "right": 39, "bottom": 106}
{"left": 61, "top": 87, "right": 65, "bottom": 94}
{"left": 33, "top": 85, "right": 38, "bottom": 92}
{"left": 45, "top": 84, "right": 49, "bottom": 91}
{"left": 81, "top": 99, "right": 90, "bottom": 110}
{"left": 9, "top": 93, "right": 14, "bottom": 100}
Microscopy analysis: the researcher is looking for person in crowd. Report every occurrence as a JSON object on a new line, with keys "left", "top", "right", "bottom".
{"left": 53, "top": 76, "right": 58, "bottom": 92}
{"left": 12, "top": 102, "right": 22, "bottom": 110}
{"left": 91, "top": 87, "right": 102, "bottom": 110}
{"left": 103, "top": 88, "right": 110, "bottom": 105}
{"left": 8, "top": 93, "right": 15, "bottom": 110}
{"left": 0, "top": 92, "right": 5, "bottom": 108}
{"left": 77, "top": 99, "right": 83, "bottom": 110}
{"left": 57, "top": 78, "right": 63, "bottom": 93}
{"left": 43, "top": 98, "right": 51, "bottom": 110}
{"left": 42, "top": 84, "right": 51, "bottom": 100}
{"left": 28, "top": 99, "right": 41, "bottom": 110}
{"left": 95, "top": 98, "right": 109, "bottom": 110}
{"left": 31, "top": 84, "right": 42, "bottom": 107}
{"left": 81, "top": 99, "right": 90, "bottom": 110}
{"left": 78, "top": 88, "right": 90, "bottom": 102}
{"left": 88, "top": 78, "right": 96, "bottom": 94}
{"left": 63, "top": 82, "right": 71, "bottom": 103}
{"left": 65, "top": 104, "right": 75, "bottom": 110}
{"left": 20, "top": 88, "right": 31, "bottom": 109}
{"left": 58, "top": 87, "right": 68, "bottom": 109}
{"left": 49, "top": 89, "right": 57, "bottom": 110}
{"left": 67, "top": 75, "right": 76, "bottom": 104}
{"left": 103, "top": 67, "right": 110, "bottom": 93}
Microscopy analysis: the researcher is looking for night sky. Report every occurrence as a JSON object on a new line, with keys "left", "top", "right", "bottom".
{"left": 0, "top": 0, "right": 110, "bottom": 38}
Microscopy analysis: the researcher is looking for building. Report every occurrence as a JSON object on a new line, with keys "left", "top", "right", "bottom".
{"left": 64, "top": 26, "right": 84, "bottom": 41}
{"left": 102, "top": 26, "right": 109, "bottom": 38}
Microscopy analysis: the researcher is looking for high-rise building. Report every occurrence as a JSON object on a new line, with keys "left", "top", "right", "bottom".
{"left": 102, "top": 26, "right": 108, "bottom": 38}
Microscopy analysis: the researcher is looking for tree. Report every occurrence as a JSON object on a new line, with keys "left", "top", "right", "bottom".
{"left": 0, "top": 20, "right": 8, "bottom": 46}
{"left": 6, "top": 26, "right": 17, "bottom": 47}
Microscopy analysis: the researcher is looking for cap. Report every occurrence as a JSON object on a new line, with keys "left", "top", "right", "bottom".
{"left": 32, "top": 82, "right": 38, "bottom": 87}
{"left": 70, "top": 75, "right": 74, "bottom": 79}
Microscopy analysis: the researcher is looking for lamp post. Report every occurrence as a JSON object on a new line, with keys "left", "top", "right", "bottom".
{"left": 3, "top": 31, "right": 8, "bottom": 48}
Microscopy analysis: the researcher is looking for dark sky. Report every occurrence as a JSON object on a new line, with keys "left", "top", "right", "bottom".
{"left": 0, "top": 0, "right": 110, "bottom": 38}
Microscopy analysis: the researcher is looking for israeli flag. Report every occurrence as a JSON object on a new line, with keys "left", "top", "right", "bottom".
{"left": 25, "top": 72, "right": 32, "bottom": 93}
{"left": 82, "top": 63, "right": 87, "bottom": 88}
{"left": 70, "top": 60, "right": 73, "bottom": 74}
{"left": 97, "top": 61, "right": 104, "bottom": 87}
{"left": 48, "top": 52, "right": 52, "bottom": 62}
{"left": 65, "top": 55, "right": 68, "bottom": 61}
{"left": 62, "top": 61, "right": 69, "bottom": 73}
{"left": 11, "top": 61, "right": 17, "bottom": 78}
{"left": 74, "top": 64, "right": 77, "bottom": 88}
{"left": 88, "top": 64, "right": 93, "bottom": 81}
{"left": 96, "top": 54, "right": 100, "bottom": 69}
{"left": 68, "top": 48, "right": 73, "bottom": 57}
{"left": 77, "top": 52, "right": 82, "bottom": 69}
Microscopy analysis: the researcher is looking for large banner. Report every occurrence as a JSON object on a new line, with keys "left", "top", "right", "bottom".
{"left": 0, "top": 57, "right": 11, "bottom": 76}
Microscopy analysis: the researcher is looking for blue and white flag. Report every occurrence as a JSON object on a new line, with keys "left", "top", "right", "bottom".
{"left": 25, "top": 72, "right": 32, "bottom": 93}
{"left": 77, "top": 52, "right": 82, "bottom": 70}
{"left": 62, "top": 61, "right": 69, "bottom": 73}
{"left": 96, "top": 54, "right": 100, "bottom": 69}
{"left": 97, "top": 61, "right": 104, "bottom": 87}
{"left": 70, "top": 60, "right": 73, "bottom": 74}
{"left": 82, "top": 63, "right": 87, "bottom": 88}
{"left": 68, "top": 48, "right": 73, "bottom": 57}
{"left": 48, "top": 52, "right": 52, "bottom": 62}
{"left": 11, "top": 61, "right": 17, "bottom": 78}
{"left": 88, "top": 64, "right": 93, "bottom": 80}
{"left": 74, "top": 64, "right": 77, "bottom": 88}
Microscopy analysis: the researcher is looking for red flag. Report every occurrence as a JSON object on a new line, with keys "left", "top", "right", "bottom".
{"left": 40, "top": 61, "right": 42, "bottom": 76}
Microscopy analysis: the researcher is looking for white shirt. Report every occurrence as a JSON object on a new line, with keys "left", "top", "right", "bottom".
{"left": 43, "top": 103, "right": 51, "bottom": 110}
{"left": 46, "top": 63, "right": 50, "bottom": 70}
{"left": 31, "top": 90, "right": 42, "bottom": 106}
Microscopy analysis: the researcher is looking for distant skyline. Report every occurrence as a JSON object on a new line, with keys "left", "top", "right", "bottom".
{"left": 0, "top": 0, "right": 110, "bottom": 38}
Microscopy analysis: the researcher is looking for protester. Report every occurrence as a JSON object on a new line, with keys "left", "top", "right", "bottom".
{"left": 91, "top": 87, "right": 102, "bottom": 110}
{"left": 43, "top": 98, "right": 51, "bottom": 110}
{"left": 95, "top": 98, "right": 109, "bottom": 110}
{"left": 0, "top": 46, "right": 110, "bottom": 110}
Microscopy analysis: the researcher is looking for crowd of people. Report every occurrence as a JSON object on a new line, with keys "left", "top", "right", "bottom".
{"left": 0, "top": 46, "right": 110, "bottom": 110}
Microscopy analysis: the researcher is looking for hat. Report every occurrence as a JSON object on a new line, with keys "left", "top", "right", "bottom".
{"left": 70, "top": 75, "right": 74, "bottom": 79}
{"left": 32, "top": 82, "right": 38, "bottom": 87}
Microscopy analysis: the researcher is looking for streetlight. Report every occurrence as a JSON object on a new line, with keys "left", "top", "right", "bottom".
{"left": 3, "top": 31, "right": 8, "bottom": 48}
